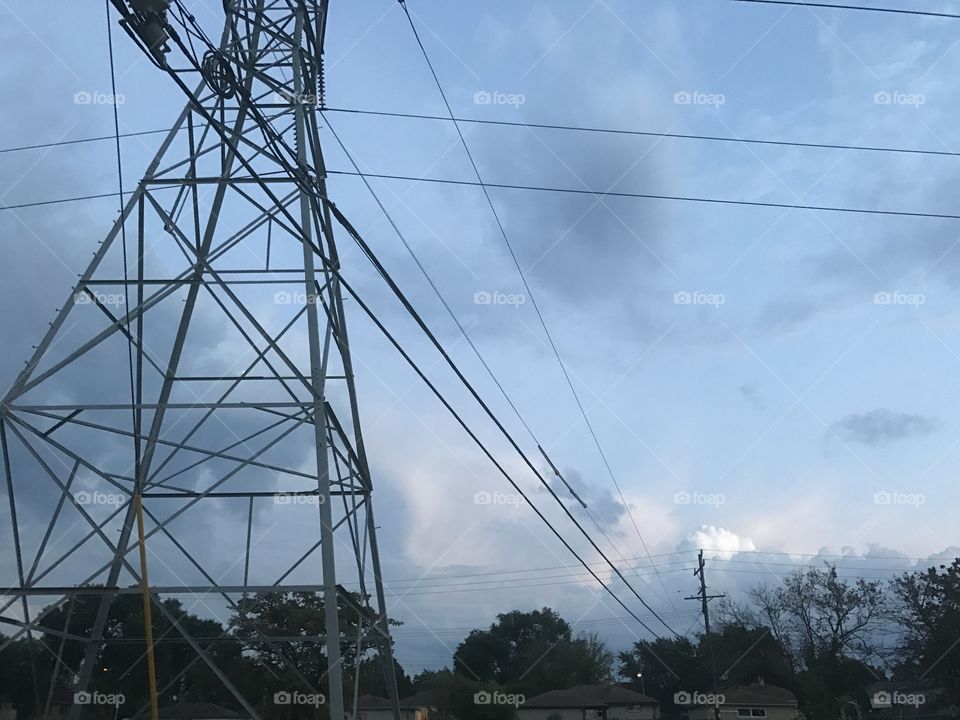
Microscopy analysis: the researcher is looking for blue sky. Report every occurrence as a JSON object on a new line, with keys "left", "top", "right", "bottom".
{"left": 2, "top": 0, "right": 960, "bottom": 676}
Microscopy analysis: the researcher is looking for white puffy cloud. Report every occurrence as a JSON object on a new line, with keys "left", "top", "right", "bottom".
{"left": 678, "top": 525, "right": 757, "bottom": 559}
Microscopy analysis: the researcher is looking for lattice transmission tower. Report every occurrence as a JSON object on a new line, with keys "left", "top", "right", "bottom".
{"left": 0, "top": 3, "right": 401, "bottom": 720}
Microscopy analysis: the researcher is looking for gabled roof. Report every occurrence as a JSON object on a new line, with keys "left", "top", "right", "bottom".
{"left": 397, "top": 689, "right": 443, "bottom": 709}
{"left": 356, "top": 694, "right": 393, "bottom": 710}
{"left": 523, "top": 684, "right": 659, "bottom": 708}
{"left": 720, "top": 683, "right": 797, "bottom": 707}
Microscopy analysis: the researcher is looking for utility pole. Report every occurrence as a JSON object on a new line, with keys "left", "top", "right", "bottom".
{"left": 685, "top": 549, "right": 726, "bottom": 720}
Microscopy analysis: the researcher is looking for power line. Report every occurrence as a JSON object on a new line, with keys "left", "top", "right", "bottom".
{"left": 382, "top": 565, "right": 698, "bottom": 598}
{"left": 10, "top": 166, "right": 960, "bottom": 222}
{"left": 0, "top": 186, "right": 180, "bottom": 213}
{"left": 361, "top": 552, "right": 695, "bottom": 587}
{"left": 389, "top": 611, "right": 702, "bottom": 637}
{"left": 317, "top": 11, "right": 682, "bottom": 643}
{"left": 325, "top": 107, "right": 960, "bottom": 160}
{"left": 721, "top": 558, "right": 938, "bottom": 571}
{"left": 731, "top": 0, "right": 960, "bottom": 20}
{"left": 378, "top": 560, "right": 696, "bottom": 591}
{"left": 0, "top": 128, "right": 171, "bottom": 156}
{"left": 703, "top": 548, "right": 957, "bottom": 562}
{"left": 327, "top": 169, "right": 960, "bottom": 221}
{"left": 319, "top": 201, "right": 682, "bottom": 654}
{"left": 379, "top": 556, "right": 943, "bottom": 596}
{"left": 368, "top": 551, "right": 943, "bottom": 593}
{"left": 10, "top": 108, "right": 960, "bottom": 161}
{"left": 1, "top": 191, "right": 136, "bottom": 212}
{"left": 398, "top": 0, "right": 681, "bottom": 629}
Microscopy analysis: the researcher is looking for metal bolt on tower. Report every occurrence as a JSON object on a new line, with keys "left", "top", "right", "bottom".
{"left": 0, "top": 3, "right": 402, "bottom": 720}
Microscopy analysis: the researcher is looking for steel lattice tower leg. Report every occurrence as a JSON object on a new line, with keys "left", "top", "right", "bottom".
{"left": 0, "top": 3, "right": 402, "bottom": 720}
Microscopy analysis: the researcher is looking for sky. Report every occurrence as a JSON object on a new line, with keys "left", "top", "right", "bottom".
{"left": 2, "top": 0, "right": 960, "bottom": 679}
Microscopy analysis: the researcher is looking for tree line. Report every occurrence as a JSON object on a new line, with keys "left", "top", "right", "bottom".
{"left": 1, "top": 558, "right": 958, "bottom": 719}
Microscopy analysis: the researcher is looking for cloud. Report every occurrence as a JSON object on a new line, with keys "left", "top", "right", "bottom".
{"left": 738, "top": 382, "right": 766, "bottom": 411}
{"left": 829, "top": 408, "right": 938, "bottom": 447}
{"left": 540, "top": 467, "right": 628, "bottom": 530}
{"left": 753, "top": 298, "right": 823, "bottom": 335}
{"left": 678, "top": 525, "right": 756, "bottom": 560}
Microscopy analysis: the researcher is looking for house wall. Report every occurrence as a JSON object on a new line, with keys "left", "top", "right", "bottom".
{"left": 608, "top": 705, "right": 659, "bottom": 720}
{"left": 518, "top": 709, "right": 582, "bottom": 720}
{"left": 518, "top": 705, "right": 659, "bottom": 720}
{"left": 357, "top": 709, "right": 419, "bottom": 720}
{"left": 688, "top": 706, "right": 798, "bottom": 720}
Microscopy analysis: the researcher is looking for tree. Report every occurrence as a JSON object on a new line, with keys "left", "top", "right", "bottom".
{"left": 0, "top": 590, "right": 250, "bottom": 719}
{"left": 748, "top": 565, "right": 885, "bottom": 670}
{"left": 413, "top": 668, "right": 454, "bottom": 691}
{"left": 746, "top": 565, "right": 887, "bottom": 719}
{"left": 711, "top": 621, "right": 794, "bottom": 690}
{"left": 0, "top": 633, "right": 47, "bottom": 716}
{"left": 891, "top": 559, "right": 960, "bottom": 703}
{"left": 453, "top": 608, "right": 612, "bottom": 696}
{"left": 231, "top": 591, "right": 410, "bottom": 715}
{"left": 619, "top": 636, "right": 699, "bottom": 706}
{"left": 415, "top": 674, "right": 516, "bottom": 720}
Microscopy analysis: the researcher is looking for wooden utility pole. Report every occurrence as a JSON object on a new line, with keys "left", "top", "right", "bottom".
{"left": 685, "top": 549, "right": 726, "bottom": 720}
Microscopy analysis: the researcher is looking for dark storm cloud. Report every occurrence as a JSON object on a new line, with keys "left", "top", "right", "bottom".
{"left": 738, "top": 382, "right": 763, "bottom": 409}
{"left": 829, "top": 408, "right": 938, "bottom": 447}
{"left": 753, "top": 298, "right": 822, "bottom": 334}
{"left": 542, "top": 466, "right": 626, "bottom": 529}
{"left": 0, "top": 43, "right": 325, "bottom": 598}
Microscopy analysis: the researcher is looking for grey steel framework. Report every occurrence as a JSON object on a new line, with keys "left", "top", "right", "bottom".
{"left": 0, "top": 2, "right": 402, "bottom": 720}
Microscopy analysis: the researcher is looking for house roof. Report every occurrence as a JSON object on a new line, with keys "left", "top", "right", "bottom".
{"left": 719, "top": 683, "right": 797, "bottom": 707}
{"left": 356, "top": 689, "right": 442, "bottom": 711}
{"left": 397, "top": 689, "right": 443, "bottom": 709}
{"left": 523, "top": 684, "right": 660, "bottom": 709}
{"left": 356, "top": 694, "right": 393, "bottom": 710}
{"left": 132, "top": 702, "right": 247, "bottom": 720}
